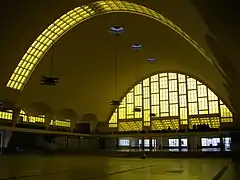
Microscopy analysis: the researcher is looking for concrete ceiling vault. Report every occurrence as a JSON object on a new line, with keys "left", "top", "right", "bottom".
{"left": 0, "top": 0, "right": 229, "bottom": 122}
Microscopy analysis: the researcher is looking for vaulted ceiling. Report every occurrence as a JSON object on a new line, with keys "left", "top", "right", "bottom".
{"left": 0, "top": 0, "right": 230, "bottom": 121}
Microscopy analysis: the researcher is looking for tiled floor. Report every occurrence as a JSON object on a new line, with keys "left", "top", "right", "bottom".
{"left": 0, "top": 155, "right": 235, "bottom": 180}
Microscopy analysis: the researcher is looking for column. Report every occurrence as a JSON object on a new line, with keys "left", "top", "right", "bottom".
{"left": 149, "top": 137, "right": 152, "bottom": 150}
{"left": 231, "top": 131, "right": 240, "bottom": 159}
{"left": 44, "top": 115, "right": 52, "bottom": 130}
{"left": 115, "top": 138, "right": 119, "bottom": 150}
{"left": 141, "top": 137, "right": 144, "bottom": 150}
{"left": 12, "top": 107, "right": 21, "bottom": 127}
{"left": 179, "top": 136, "right": 182, "bottom": 151}
{"left": 70, "top": 120, "right": 76, "bottom": 132}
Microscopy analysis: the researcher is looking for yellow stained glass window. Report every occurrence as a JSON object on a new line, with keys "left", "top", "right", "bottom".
{"left": 188, "top": 90, "right": 197, "bottom": 102}
{"left": 179, "top": 95, "right": 187, "bottom": 107}
{"left": 187, "top": 78, "right": 196, "bottom": 90}
{"left": 151, "top": 82, "right": 159, "bottom": 93}
{"left": 208, "top": 89, "right": 218, "bottom": 100}
{"left": 119, "top": 108, "right": 126, "bottom": 119}
{"left": 127, "top": 92, "right": 134, "bottom": 103}
{"left": 160, "top": 89, "right": 168, "bottom": 100}
{"left": 169, "top": 92, "right": 178, "bottom": 104}
{"left": 109, "top": 72, "right": 233, "bottom": 131}
{"left": 151, "top": 94, "right": 159, "bottom": 105}
{"left": 169, "top": 80, "right": 177, "bottom": 91}
{"left": 178, "top": 74, "right": 186, "bottom": 82}
{"left": 197, "top": 85, "right": 207, "bottom": 97}
{"left": 134, "top": 84, "right": 142, "bottom": 95}
{"left": 144, "top": 98, "right": 150, "bottom": 109}
{"left": 170, "top": 104, "right": 178, "bottom": 116}
{"left": 198, "top": 97, "right": 208, "bottom": 110}
{"left": 151, "top": 74, "right": 158, "bottom": 82}
{"left": 160, "top": 101, "right": 168, "bottom": 113}
{"left": 143, "top": 87, "right": 150, "bottom": 98}
{"left": 189, "top": 103, "right": 198, "bottom": 115}
{"left": 179, "top": 83, "right": 186, "bottom": 95}
{"left": 135, "top": 95, "right": 142, "bottom": 106}
{"left": 159, "top": 77, "right": 168, "bottom": 88}
{"left": 168, "top": 73, "right": 177, "bottom": 80}
{"left": 209, "top": 101, "right": 219, "bottom": 114}
{"left": 180, "top": 107, "right": 188, "bottom": 119}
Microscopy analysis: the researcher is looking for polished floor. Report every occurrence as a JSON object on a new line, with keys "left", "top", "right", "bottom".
{"left": 0, "top": 155, "right": 237, "bottom": 180}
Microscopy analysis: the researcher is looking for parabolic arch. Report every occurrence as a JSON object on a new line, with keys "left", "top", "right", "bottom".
{"left": 7, "top": 0, "right": 215, "bottom": 91}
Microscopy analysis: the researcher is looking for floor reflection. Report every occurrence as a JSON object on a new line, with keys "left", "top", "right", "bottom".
{"left": 0, "top": 155, "right": 234, "bottom": 180}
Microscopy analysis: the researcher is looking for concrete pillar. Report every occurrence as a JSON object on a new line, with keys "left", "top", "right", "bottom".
{"left": 44, "top": 115, "right": 52, "bottom": 130}
{"left": 70, "top": 120, "right": 76, "bottom": 132}
{"left": 12, "top": 107, "right": 21, "bottom": 127}
{"left": 141, "top": 137, "right": 144, "bottom": 150}
{"left": 188, "top": 136, "right": 198, "bottom": 151}
{"left": 149, "top": 137, "right": 152, "bottom": 150}
{"left": 231, "top": 131, "right": 240, "bottom": 159}
{"left": 179, "top": 136, "right": 182, "bottom": 150}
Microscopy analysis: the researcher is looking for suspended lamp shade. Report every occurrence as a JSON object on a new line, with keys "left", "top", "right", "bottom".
{"left": 132, "top": 44, "right": 144, "bottom": 50}
{"left": 109, "top": 26, "right": 124, "bottom": 35}
{"left": 148, "top": 57, "right": 156, "bottom": 63}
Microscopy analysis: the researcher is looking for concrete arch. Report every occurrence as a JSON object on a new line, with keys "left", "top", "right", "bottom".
{"left": 57, "top": 108, "right": 77, "bottom": 120}
{"left": 6, "top": 0, "right": 219, "bottom": 91}
{"left": 24, "top": 101, "right": 53, "bottom": 117}
{"left": 56, "top": 108, "right": 78, "bottom": 129}
{"left": 0, "top": 100, "right": 16, "bottom": 111}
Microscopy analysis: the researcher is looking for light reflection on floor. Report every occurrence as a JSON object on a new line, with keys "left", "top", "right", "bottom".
{"left": 0, "top": 155, "right": 234, "bottom": 180}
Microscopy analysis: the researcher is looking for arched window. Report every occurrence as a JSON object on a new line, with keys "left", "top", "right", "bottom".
{"left": 109, "top": 72, "right": 233, "bottom": 131}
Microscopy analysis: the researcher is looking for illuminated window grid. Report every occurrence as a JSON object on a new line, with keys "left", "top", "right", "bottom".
{"left": 19, "top": 110, "right": 28, "bottom": 122}
{"left": 118, "top": 122, "right": 129, "bottom": 131}
{"left": 133, "top": 85, "right": 142, "bottom": 119}
{"left": 151, "top": 120, "right": 165, "bottom": 130}
{"left": 7, "top": 0, "right": 212, "bottom": 91}
{"left": 162, "top": 119, "right": 175, "bottom": 130}
{"left": 109, "top": 110, "right": 117, "bottom": 127}
{"left": 210, "top": 117, "right": 220, "bottom": 128}
{"left": 28, "top": 116, "right": 45, "bottom": 123}
{"left": 50, "top": 119, "right": 71, "bottom": 127}
{"left": 199, "top": 117, "right": 211, "bottom": 126}
{"left": 220, "top": 104, "right": 232, "bottom": 118}
{"left": 189, "top": 118, "right": 201, "bottom": 128}
{"left": 0, "top": 111, "right": 13, "bottom": 120}
{"left": 221, "top": 117, "right": 233, "bottom": 123}
{"left": 143, "top": 79, "right": 150, "bottom": 126}
{"left": 172, "top": 119, "right": 179, "bottom": 130}
{"left": 109, "top": 72, "right": 233, "bottom": 131}
{"left": 150, "top": 75, "right": 160, "bottom": 123}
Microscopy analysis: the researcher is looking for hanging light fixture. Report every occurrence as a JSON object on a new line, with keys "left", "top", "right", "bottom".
{"left": 41, "top": 2, "right": 60, "bottom": 86}
{"left": 109, "top": 26, "right": 124, "bottom": 106}
{"left": 147, "top": 57, "right": 156, "bottom": 63}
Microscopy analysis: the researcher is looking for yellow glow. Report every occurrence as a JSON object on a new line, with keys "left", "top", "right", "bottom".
{"left": 7, "top": 0, "right": 214, "bottom": 91}
{"left": 19, "top": 110, "right": 28, "bottom": 122}
{"left": 0, "top": 111, "right": 12, "bottom": 120}
{"left": 109, "top": 72, "right": 233, "bottom": 131}
{"left": 50, "top": 119, "right": 71, "bottom": 127}
{"left": 29, "top": 116, "right": 45, "bottom": 123}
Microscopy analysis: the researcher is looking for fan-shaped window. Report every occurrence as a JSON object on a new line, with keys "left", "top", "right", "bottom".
{"left": 109, "top": 72, "right": 233, "bottom": 131}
